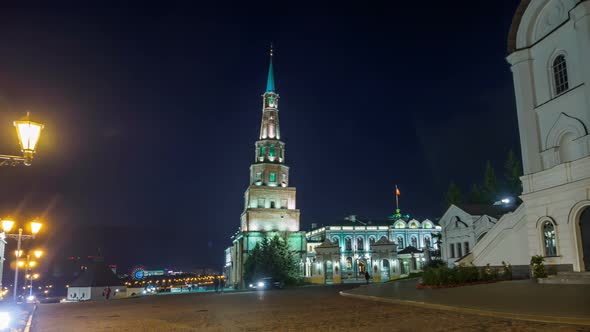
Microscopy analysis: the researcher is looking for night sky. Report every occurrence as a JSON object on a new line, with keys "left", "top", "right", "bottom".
{"left": 0, "top": 2, "right": 521, "bottom": 273}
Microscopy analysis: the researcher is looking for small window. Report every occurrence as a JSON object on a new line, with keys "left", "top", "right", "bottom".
{"left": 424, "top": 237, "right": 431, "bottom": 248}
{"left": 257, "top": 199, "right": 265, "bottom": 208}
{"left": 397, "top": 236, "right": 404, "bottom": 249}
{"left": 270, "top": 173, "right": 276, "bottom": 182}
{"left": 345, "top": 238, "right": 352, "bottom": 251}
{"left": 281, "top": 199, "right": 287, "bottom": 209}
{"left": 270, "top": 201, "right": 276, "bottom": 209}
{"left": 553, "top": 55, "right": 569, "bottom": 95}
{"left": 423, "top": 222, "right": 432, "bottom": 229}
{"left": 346, "top": 257, "right": 353, "bottom": 269}
{"left": 450, "top": 244, "right": 455, "bottom": 258}
{"left": 332, "top": 237, "right": 339, "bottom": 246}
{"left": 543, "top": 221, "right": 557, "bottom": 256}
{"left": 260, "top": 146, "right": 265, "bottom": 157}
{"left": 457, "top": 243, "right": 462, "bottom": 257}
{"left": 410, "top": 222, "right": 418, "bottom": 229}
{"left": 369, "top": 237, "right": 376, "bottom": 248}
{"left": 395, "top": 222, "right": 405, "bottom": 229}
{"left": 464, "top": 241, "right": 470, "bottom": 253}
{"left": 270, "top": 144, "right": 275, "bottom": 157}
{"left": 357, "top": 237, "right": 364, "bottom": 251}
{"left": 411, "top": 236, "right": 418, "bottom": 248}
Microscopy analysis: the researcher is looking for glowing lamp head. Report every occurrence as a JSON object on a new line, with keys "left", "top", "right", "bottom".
{"left": 14, "top": 113, "right": 44, "bottom": 166}
{"left": 17, "top": 261, "right": 25, "bottom": 268}
{"left": 14, "top": 250, "right": 23, "bottom": 258}
{"left": 28, "top": 261, "right": 37, "bottom": 268}
{"left": 34, "top": 250, "right": 43, "bottom": 259}
{"left": 1, "top": 219, "right": 14, "bottom": 233}
{"left": 30, "top": 221, "right": 42, "bottom": 235}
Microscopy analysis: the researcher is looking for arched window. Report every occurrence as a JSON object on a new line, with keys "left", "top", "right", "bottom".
{"left": 346, "top": 257, "right": 353, "bottom": 269}
{"left": 409, "top": 222, "right": 418, "bottom": 229}
{"left": 332, "top": 237, "right": 339, "bottom": 246}
{"left": 411, "top": 236, "right": 418, "bottom": 248}
{"left": 423, "top": 222, "right": 432, "bottom": 229}
{"left": 357, "top": 237, "right": 364, "bottom": 251}
{"left": 553, "top": 55, "right": 569, "bottom": 95}
{"left": 397, "top": 236, "right": 404, "bottom": 249}
{"left": 380, "top": 236, "right": 388, "bottom": 242}
{"left": 260, "top": 145, "right": 265, "bottom": 157}
{"left": 269, "top": 144, "right": 275, "bottom": 157}
{"left": 395, "top": 222, "right": 405, "bottom": 229}
{"left": 543, "top": 221, "right": 557, "bottom": 256}
{"left": 369, "top": 237, "right": 376, "bottom": 249}
{"left": 345, "top": 238, "right": 352, "bottom": 251}
{"left": 424, "top": 236, "right": 431, "bottom": 248}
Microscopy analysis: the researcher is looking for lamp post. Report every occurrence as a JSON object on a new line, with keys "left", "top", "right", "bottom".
{"left": 2, "top": 219, "right": 43, "bottom": 301}
{"left": 0, "top": 112, "right": 44, "bottom": 167}
{"left": 23, "top": 250, "right": 42, "bottom": 299}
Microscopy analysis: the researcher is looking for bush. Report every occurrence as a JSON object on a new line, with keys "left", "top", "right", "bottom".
{"left": 422, "top": 262, "right": 511, "bottom": 287}
{"left": 455, "top": 264, "right": 479, "bottom": 284}
{"left": 530, "top": 255, "right": 547, "bottom": 279}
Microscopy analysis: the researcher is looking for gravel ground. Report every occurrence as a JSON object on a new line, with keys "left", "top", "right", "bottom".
{"left": 32, "top": 285, "right": 590, "bottom": 332}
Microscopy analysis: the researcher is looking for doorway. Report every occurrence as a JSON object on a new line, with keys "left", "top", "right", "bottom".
{"left": 580, "top": 207, "right": 590, "bottom": 271}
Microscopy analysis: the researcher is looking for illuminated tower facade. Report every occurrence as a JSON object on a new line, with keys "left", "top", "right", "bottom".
{"left": 227, "top": 50, "right": 306, "bottom": 287}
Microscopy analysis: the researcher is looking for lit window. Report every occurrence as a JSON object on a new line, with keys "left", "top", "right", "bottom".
{"left": 543, "top": 221, "right": 557, "bottom": 256}
{"left": 411, "top": 236, "right": 418, "bottom": 248}
{"left": 357, "top": 238, "right": 364, "bottom": 251}
{"left": 270, "top": 144, "right": 275, "bottom": 157}
{"left": 270, "top": 173, "right": 276, "bottom": 182}
{"left": 345, "top": 238, "right": 352, "bottom": 251}
{"left": 395, "top": 222, "right": 404, "bottom": 229}
{"left": 423, "top": 222, "right": 432, "bottom": 229}
{"left": 346, "top": 257, "right": 352, "bottom": 269}
{"left": 553, "top": 55, "right": 569, "bottom": 95}
{"left": 397, "top": 236, "right": 404, "bottom": 249}
{"left": 410, "top": 222, "right": 417, "bottom": 229}
{"left": 260, "top": 146, "right": 265, "bottom": 157}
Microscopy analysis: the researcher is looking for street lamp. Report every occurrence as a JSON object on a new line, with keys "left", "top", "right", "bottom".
{"left": 1, "top": 218, "right": 43, "bottom": 301}
{"left": 0, "top": 112, "right": 44, "bottom": 167}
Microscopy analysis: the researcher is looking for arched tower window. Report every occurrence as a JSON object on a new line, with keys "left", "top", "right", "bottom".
{"left": 260, "top": 145, "right": 265, "bottom": 157}
{"left": 345, "top": 238, "right": 352, "bottom": 251}
{"left": 553, "top": 55, "right": 569, "bottom": 95}
{"left": 397, "top": 236, "right": 404, "bottom": 249}
{"left": 411, "top": 236, "right": 418, "bottom": 248}
{"left": 269, "top": 144, "right": 275, "bottom": 157}
{"left": 369, "top": 237, "right": 376, "bottom": 249}
{"left": 543, "top": 221, "right": 557, "bottom": 257}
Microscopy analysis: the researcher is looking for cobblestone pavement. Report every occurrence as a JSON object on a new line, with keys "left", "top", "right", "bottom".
{"left": 33, "top": 285, "right": 590, "bottom": 332}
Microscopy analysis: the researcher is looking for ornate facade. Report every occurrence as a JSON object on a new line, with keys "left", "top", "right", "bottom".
{"left": 304, "top": 215, "right": 441, "bottom": 283}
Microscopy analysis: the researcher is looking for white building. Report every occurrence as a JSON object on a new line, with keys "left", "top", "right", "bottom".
{"left": 462, "top": 0, "right": 590, "bottom": 276}
{"left": 440, "top": 204, "right": 515, "bottom": 266}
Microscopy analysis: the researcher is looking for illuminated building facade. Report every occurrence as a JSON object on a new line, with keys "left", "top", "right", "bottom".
{"left": 225, "top": 51, "right": 306, "bottom": 288}
{"left": 304, "top": 214, "right": 441, "bottom": 283}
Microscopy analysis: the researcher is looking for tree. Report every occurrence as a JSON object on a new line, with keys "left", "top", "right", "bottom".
{"left": 504, "top": 149, "right": 522, "bottom": 197}
{"left": 243, "top": 235, "right": 299, "bottom": 284}
{"left": 444, "top": 182, "right": 463, "bottom": 207}
{"left": 482, "top": 161, "right": 497, "bottom": 203}
{"left": 468, "top": 183, "right": 483, "bottom": 204}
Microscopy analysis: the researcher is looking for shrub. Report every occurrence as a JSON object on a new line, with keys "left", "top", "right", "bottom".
{"left": 424, "top": 258, "right": 446, "bottom": 269}
{"left": 530, "top": 255, "right": 547, "bottom": 279}
{"left": 501, "top": 261, "right": 513, "bottom": 280}
{"left": 455, "top": 263, "right": 479, "bottom": 284}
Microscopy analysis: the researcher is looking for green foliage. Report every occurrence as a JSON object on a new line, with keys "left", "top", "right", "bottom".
{"left": 243, "top": 235, "right": 300, "bottom": 284}
{"left": 424, "top": 258, "right": 446, "bottom": 269}
{"left": 501, "top": 261, "right": 513, "bottom": 280}
{"left": 445, "top": 181, "right": 463, "bottom": 207}
{"left": 504, "top": 149, "right": 522, "bottom": 197}
{"left": 468, "top": 183, "right": 483, "bottom": 204}
{"left": 530, "top": 255, "right": 547, "bottom": 279}
{"left": 482, "top": 161, "right": 497, "bottom": 203}
{"left": 422, "top": 262, "right": 509, "bottom": 286}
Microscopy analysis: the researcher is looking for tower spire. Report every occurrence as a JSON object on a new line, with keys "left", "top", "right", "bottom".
{"left": 266, "top": 44, "right": 275, "bottom": 93}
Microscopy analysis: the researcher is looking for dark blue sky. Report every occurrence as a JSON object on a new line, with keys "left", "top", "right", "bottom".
{"left": 0, "top": 1, "right": 521, "bottom": 272}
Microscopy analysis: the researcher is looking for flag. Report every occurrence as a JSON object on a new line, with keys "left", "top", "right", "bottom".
{"left": 396, "top": 186, "right": 401, "bottom": 196}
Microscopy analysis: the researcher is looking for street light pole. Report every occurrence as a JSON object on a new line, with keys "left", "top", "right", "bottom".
{"left": 12, "top": 228, "right": 22, "bottom": 302}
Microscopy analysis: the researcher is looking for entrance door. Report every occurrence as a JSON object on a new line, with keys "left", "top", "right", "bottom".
{"left": 580, "top": 207, "right": 590, "bottom": 271}
{"left": 381, "top": 259, "right": 390, "bottom": 280}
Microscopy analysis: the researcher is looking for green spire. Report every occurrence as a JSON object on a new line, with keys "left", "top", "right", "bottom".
{"left": 266, "top": 46, "right": 275, "bottom": 93}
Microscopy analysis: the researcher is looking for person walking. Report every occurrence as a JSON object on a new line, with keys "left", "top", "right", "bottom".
{"left": 364, "top": 271, "right": 370, "bottom": 285}
{"left": 214, "top": 277, "right": 219, "bottom": 293}
{"left": 105, "top": 286, "right": 111, "bottom": 300}
{"left": 220, "top": 277, "right": 225, "bottom": 294}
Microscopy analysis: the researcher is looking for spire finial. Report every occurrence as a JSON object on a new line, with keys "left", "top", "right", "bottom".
{"left": 266, "top": 44, "right": 275, "bottom": 93}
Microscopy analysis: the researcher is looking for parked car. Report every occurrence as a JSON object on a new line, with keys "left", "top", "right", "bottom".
{"left": 248, "top": 277, "right": 284, "bottom": 290}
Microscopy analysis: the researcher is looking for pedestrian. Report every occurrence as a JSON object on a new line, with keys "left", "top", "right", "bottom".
{"left": 364, "top": 271, "right": 370, "bottom": 285}
{"left": 214, "top": 277, "right": 219, "bottom": 293}
{"left": 105, "top": 286, "right": 111, "bottom": 300}
{"left": 220, "top": 278, "right": 225, "bottom": 294}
